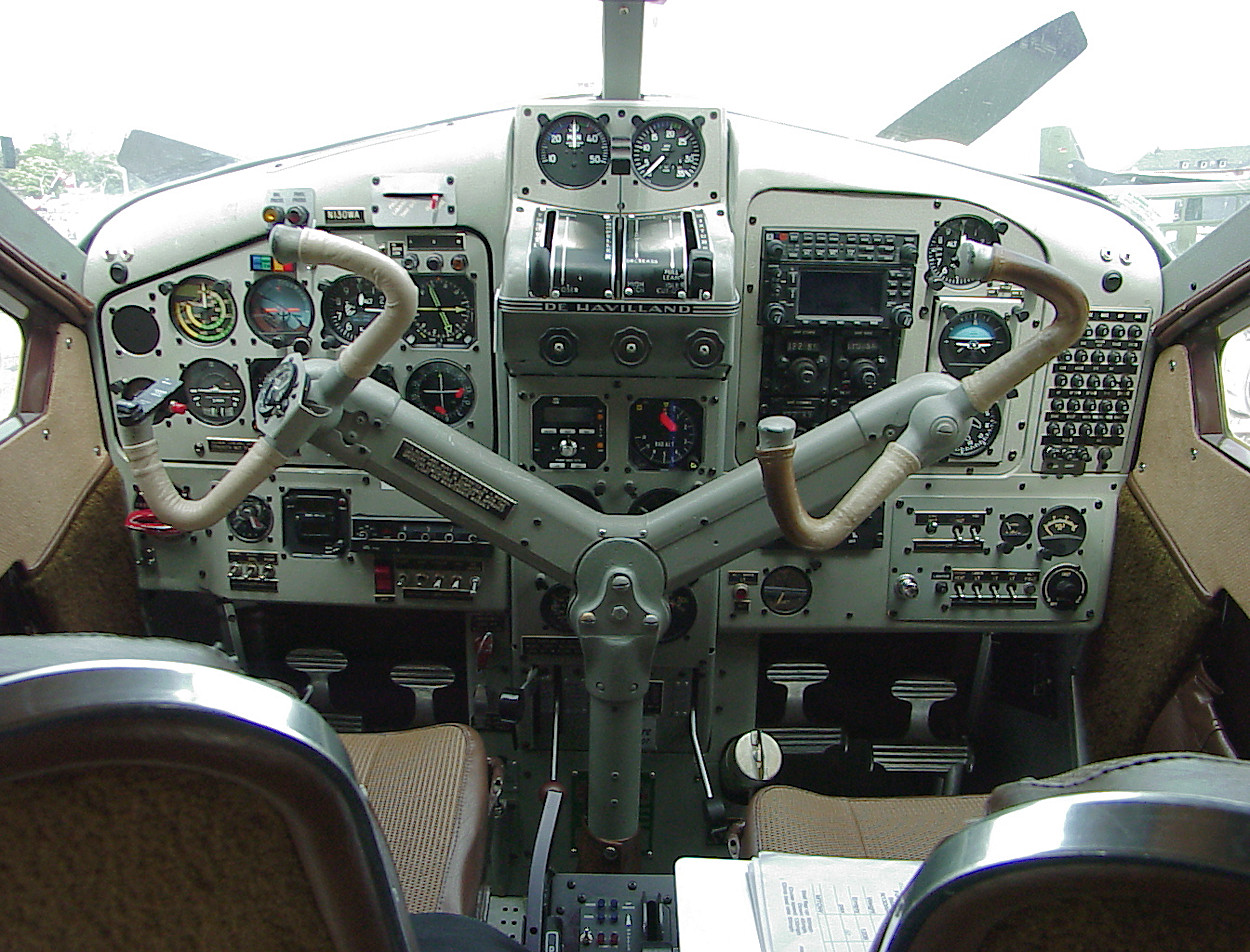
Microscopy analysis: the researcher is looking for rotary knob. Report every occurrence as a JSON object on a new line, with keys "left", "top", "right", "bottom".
{"left": 1042, "top": 564, "right": 1088, "bottom": 611}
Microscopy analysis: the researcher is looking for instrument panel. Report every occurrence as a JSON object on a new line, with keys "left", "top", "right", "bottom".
{"left": 84, "top": 104, "right": 1161, "bottom": 771}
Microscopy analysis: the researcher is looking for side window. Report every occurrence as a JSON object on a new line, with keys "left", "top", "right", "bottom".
{"left": 0, "top": 307, "right": 22, "bottom": 423}
{"left": 1221, "top": 326, "right": 1250, "bottom": 448}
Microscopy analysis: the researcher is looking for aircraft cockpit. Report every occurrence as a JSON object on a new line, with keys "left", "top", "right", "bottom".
{"left": 4, "top": 2, "right": 1250, "bottom": 949}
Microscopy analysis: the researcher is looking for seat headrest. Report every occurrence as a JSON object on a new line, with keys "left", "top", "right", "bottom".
{"left": 988, "top": 751, "right": 1250, "bottom": 812}
{"left": 0, "top": 634, "right": 239, "bottom": 680}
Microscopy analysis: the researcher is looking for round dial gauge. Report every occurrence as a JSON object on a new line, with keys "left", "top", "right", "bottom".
{"left": 1037, "top": 505, "right": 1087, "bottom": 557}
{"left": 181, "top": 358, "right": 246, "bottom": 425}
{"left": 169, "top": 276, "right": 236, "bottom": 344}
{"left": 628, "top": 398, "right": 702, "bottom": 470}
{"left": 540, "top": 584, "right": 574, "bottom": 632}
{"left": 407, "top": 274, "right": 475, "bottom": 345}
{"left": 321, "top": 274, "right": 387, "bottom": 344}
{"left": 628, "top": 487, "right": 681, "bottom": 514}
{"left": 227, "top": 495, "right": 273, "bottom": 543}
{"left": 945, "top": 404, "right": 1002, "bottom": 460}
{"left": 938, "top": 309, "right": 1012, "bottom": 378}
{"left": 662, "top": 586, "right": 698, "bottom": 643}
{"left": 536, "top": 113, "right": 610, "bottom": 188}
{"left": 404, "top": 360, "right": 475, "bottom": 424}
{"left": 927, "top": 215, "right": 1002, "bottom": 287}
{"left": 244, "top": 275, "right": 313, "bottom": 345}
{"left": 761, "top": 565, "right": 813, "bottom": 615}
{"left": 631, "top": 115, "right": 704, "bottom": 189}
{"left": 999, "top": 513, "right": 1033, "bottom": 547}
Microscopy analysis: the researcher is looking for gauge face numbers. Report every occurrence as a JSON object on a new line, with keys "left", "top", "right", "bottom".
{"left": 321, "top": 274, "right": 386, "bottom": 344}
{"left": 244, "top": 275, "right": 314, "bottom": 345}
{"left": 631, "top": 115, "right": 704, "bottom": 190}
{"left": 181, "top": 358, "right": 246, "bottom": 425}
{"left": 406, "top": 275, "right": 475, "bottom": 346}
{"left": 628, "top": 398, "right": 703, "bottom": 471}
{"left": 227, "top": 495, "right": 273, "bottom": 543}
{"left": 761, "top": 565, "right": 812, "bottom": 615}
{"left": 938, "top": 309, "right": 1011, "bottom": 379}
{"left": 946, "top": 404, "right": 1002, "bottom": 460}
{"left": 404, "top": 360, "right": 475, "bottom": 424}
{"left": 536, "top": 113, "right": 610, "bottom": 189}
{"left": 927, "top": 216, "right": 1002, "bottom": 288}
{"left": 1037, "top": 506, "right": 1087, "bottom": 557}
{"left": 169, "top": 276, "right": 237, "bottom": 344}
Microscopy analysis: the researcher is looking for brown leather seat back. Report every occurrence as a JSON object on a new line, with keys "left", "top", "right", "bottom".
{"left": 0, "top": 660, "right": 418, "bottom": 952}
{"left": 874, "top": 789, "right": 1250, "bottom": 951}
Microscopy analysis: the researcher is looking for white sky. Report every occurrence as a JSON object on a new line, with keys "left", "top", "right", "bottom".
{"left": 6, "top": 0, "right": 1250, "bottom": 176}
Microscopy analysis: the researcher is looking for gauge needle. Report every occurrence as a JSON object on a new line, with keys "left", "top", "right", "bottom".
{"left": 429, "top": 287, "right": 453, "bottom": 333}
{"left": 644, "top": 154, "right": 666, "bottom": 177}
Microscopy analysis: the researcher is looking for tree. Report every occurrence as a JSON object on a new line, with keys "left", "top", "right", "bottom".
{"left": 0, "top": 134, "right": 122, "bottom": 198}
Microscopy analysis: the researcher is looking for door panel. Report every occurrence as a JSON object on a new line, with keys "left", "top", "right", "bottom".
{"left": 0, "top": 203, "right": 141, "bottom": 634}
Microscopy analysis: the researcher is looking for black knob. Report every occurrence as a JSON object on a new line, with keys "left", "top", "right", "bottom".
{"left": 890, "top": 305, "right": 914, "bottom": 329}
{"left": 765, "top": 239, "right": 786, "bottom": 260}
{"left": 849, "top": 359, "right": 880, "bottom": 392}
{"left": 1042, "top": 565, "right": 1087, "bottom": 611}
{"left": 765, "top": 302, "right": 788, "bottom": 326}
{"left": 539, "top": 327, "right": 578, "bottom": 366}
{"left": 790, "top": 357, "right": 820, "bottom": 387}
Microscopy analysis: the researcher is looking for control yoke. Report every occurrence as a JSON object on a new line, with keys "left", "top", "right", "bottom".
{"left": 116, "top": 225, "right": 1085, "bottom": 861}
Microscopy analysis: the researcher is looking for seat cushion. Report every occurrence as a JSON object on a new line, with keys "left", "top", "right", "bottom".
{"left": 342, "top": 724, "right": 490, "bottom": 916}
{"left": 743, "top": 785, "right": 987, "bottom": 860}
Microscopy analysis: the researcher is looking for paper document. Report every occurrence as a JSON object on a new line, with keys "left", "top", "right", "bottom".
{"left": 747, "top": 852, "right": 921, "bottom": 952}
{"left": 674, "top": 853, "right": 920, "bottom": 952}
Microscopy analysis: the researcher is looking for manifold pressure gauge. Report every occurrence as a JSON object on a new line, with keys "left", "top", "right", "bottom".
{"left": 536, "top": 113, "right": 611, "bottom": 188}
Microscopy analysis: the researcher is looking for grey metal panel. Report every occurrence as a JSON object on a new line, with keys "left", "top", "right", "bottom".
{"left": 0, "top": 185, "right": 85, "bottom": 290}
{"left": 1162, "top": 200, "right": 1250, "bottom": 314}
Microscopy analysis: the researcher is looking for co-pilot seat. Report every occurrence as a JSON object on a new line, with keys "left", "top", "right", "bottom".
{"left": 0, "top": 634, "right": 494, "bottom": 951}
{"left": 744, "top": 753, "right": 1250, "bottom": 950}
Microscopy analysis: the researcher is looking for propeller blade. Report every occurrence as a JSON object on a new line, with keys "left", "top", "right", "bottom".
{"left": 878, "top": 11, "right": 1087, "bottom": 145}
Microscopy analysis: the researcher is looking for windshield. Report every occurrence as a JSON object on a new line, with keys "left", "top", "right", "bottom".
{"left": 6, "top": 0, "right": 1250, "bottom": 250}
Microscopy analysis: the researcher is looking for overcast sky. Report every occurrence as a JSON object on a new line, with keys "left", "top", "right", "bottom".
{"left": 7, "top": 0, "right": 1249, "bottom": 176}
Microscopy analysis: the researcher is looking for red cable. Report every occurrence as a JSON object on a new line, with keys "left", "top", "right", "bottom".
{"left": 124, "top": 509, "right": 184, "bottom": 537}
